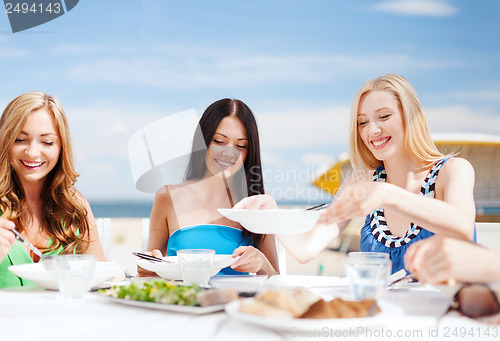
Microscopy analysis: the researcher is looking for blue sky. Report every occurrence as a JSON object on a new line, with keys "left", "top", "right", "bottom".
{"left": 0, "top": 0, "right": 499, "bottom": 203}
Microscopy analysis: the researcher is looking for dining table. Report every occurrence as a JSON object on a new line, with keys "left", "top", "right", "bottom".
{"left": 1, "top": 274, "right": 498, "bottom": 341}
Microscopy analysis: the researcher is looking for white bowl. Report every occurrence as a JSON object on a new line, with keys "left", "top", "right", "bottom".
{"left": 8, "top": 261, "right": 126, "bottom": 290}
{"left": 218, "top": 208, "right": 322, "bottom": 234}
{"left": 137, "top": 254, "right": 238, "bottom": 280}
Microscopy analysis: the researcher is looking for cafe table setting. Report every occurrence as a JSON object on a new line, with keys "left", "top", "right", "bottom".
{"left": 2, "top": 209, "right": 499, "bottom": 341}
{"left": 2, "top": 268, "right": 499, "bottom": 341}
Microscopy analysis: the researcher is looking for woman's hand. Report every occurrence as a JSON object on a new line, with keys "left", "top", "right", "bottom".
{"left": 405, "top": 236, "right": 498, "bottom": 284}
{"left": 0, "top": 219, "right": 16, "bottom": 262}
{"left": 318, "top": 181, "right": 387, "bottom": 225}
{"left": 233, "top": 194, "right": 277, "bottom": 210}
{"left": 231, "top": 245, "right": 271, "bottom": 274}
{"left": 136, "top": 249, "right": 163, "bottom": 277}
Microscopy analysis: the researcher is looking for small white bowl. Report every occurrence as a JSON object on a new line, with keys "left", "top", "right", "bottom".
{"left": 137, "top": 254, "right": 238, "bottom": 280}
{"left": 8, "top": 261, "right": 126, "bottom": 290}
{"left": 218, "top": 208, "right": 322, "bottom": 234}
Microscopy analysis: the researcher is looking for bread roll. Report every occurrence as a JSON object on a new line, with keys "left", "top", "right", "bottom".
{"left": 197, "top": 288, "right": 238, "bottom": 306}
{"left": 300, "top": 298, "right": 380, "bottom": 319}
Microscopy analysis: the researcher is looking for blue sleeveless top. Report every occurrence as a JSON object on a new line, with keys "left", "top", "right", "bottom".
{"left": 167, "top": 224, "right": 252, "bottom": 275}
{"left": 360, "top": 158, "right": 477, "bottom": 274}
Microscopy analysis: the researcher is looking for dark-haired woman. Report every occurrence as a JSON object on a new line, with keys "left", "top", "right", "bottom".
{"left": 141, "top": 99, "right": 279, "bottom": 276}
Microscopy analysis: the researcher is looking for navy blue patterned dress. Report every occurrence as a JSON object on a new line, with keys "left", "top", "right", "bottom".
{"left": 360, "top": 157, "right": 477, "bottom": 273}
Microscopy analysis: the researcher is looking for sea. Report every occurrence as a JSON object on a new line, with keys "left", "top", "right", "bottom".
{"left": 90, "top": 201, "right": 153, "bottom": 218}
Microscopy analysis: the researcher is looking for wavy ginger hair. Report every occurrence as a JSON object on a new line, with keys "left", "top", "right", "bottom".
{"left": 349, "top": 74, "right": 444, "bottom": 170}
{"left": 0, "top": 92, "right": 89, "bottom": 254}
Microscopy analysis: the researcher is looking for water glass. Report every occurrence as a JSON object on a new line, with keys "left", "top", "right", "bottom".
{"left": 54, "top": 254, "right": 97, "bottom": 299}
{"left": 177, "top": 249, "right": 215, "bottom": 287}
{"left": 345, "top": 252, "right": 392, "bottom": 300}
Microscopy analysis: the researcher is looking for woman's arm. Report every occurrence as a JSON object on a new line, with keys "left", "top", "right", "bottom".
{"left": 319, "top": 158, "right": 476, "bottom": 240}
{"left": 137, "top": 187, "right": 171, "bottom": 277}
{"left": 277, "top": 220, "right": 349, "bottom": 264}
{"left": 147, "top": 186, "right": 171, "bottom": 254}
{"left": 405, "top": 236, "right": 500, "bottom": 284}
{"left": 78, "top": 194, "right": 106, "bottom": 261}
{"left": 278, "top": 171, "right": 368, "bottom": 264}
{"left": 232, "top": 192, "right": 351, "bottom": 264}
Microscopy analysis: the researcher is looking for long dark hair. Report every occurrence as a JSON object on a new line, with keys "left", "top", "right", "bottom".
{"left": 185, "top": 98, "right": 265, "bottom": 245}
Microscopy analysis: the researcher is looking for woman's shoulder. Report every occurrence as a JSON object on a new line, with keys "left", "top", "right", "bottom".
{"left": 73, "top": 190, "right": 91, "bottom": 207}
{"left": 441, "top": 157, "right": 474, "bottom": 174}
{"left": 154, "top": 185, "right": 171, "bottom": 202}
{"left": 154, "top": 182, "right": 195, "bottom": 206}
{"left": 155, "top": 180, "right": 196, "bottom": 198}
{"left": 437, "top": 157, "right": 475, "bottom": 183}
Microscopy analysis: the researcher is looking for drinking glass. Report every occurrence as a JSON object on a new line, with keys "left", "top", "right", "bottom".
{"left": 54, "top": 254, "right": 97, "bottom": 298}
{"left": 345, "top": 252, "right": 392, "bottom": 300}
{"left": 177, "top": 249, "right": 215, "bottom": 287}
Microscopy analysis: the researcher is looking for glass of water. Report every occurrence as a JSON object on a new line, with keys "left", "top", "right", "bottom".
{"left": 177, "top": 249, "right": 215, "bottom": 287}
{"left": 54, "top": 254, "right": 97, "bottom": 299}
{"left": 345, "top": 252, "right": 392, "bottom": 300}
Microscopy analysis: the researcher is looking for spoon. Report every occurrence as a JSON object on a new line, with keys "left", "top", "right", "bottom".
{"left": 11, "top": 228, "right": 55, "bottom": 271}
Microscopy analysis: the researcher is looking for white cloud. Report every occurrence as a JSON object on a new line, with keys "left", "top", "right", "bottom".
{"left": 66, "top": 101, "right": 169, "bottom": 164}
{"left": 426, "top": 105, "right": 500, "bottom": 135}
{"left": 0, "top": 46, "right": 28, "bottom": 59}
{"left": 83, "top": 161, "right": 117, "bottom": 176}
{"left": 450, "top": 90, "right": 500, "bottom": 102}
{"left": 258, "top": 105, "right": 351, "bottom": 148}
{"left": 53, "top": 46, "right": 464, "bottom": 89}
{"left": 372, "top": 0, "right": 459, "bottom": 17}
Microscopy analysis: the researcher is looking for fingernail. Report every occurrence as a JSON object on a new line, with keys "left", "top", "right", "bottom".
{"left": 8, "top": 221, "right": 15, "bottom": 228}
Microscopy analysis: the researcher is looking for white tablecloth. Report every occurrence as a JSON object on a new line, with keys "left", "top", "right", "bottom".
{"left": 0, "top": 275, "right": 497, "bottom": 341}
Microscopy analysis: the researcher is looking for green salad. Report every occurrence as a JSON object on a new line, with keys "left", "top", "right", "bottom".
{"left": 99, "top": 279, "right": 200, "bottom": 306}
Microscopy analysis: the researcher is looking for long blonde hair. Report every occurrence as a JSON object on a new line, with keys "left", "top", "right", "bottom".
{"left": 349, "top": 74, "right": 444, "bottom": 170}
{"left": 0, "top": 92, "right": 89, "bottom": 254}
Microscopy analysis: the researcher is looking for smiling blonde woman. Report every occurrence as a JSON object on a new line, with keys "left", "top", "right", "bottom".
{"left": 263, "top": 75, "right": 477, "bottom": 274}
{"left": 0, "top": 91, "right": 104, "bottom": 288}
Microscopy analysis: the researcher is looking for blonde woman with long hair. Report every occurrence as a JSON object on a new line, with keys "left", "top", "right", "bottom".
{"left": 273, "top": 74, "right": 476, "bottom": 274}
{"left": 0, "top": 92, "right": 104, "bottom": 288}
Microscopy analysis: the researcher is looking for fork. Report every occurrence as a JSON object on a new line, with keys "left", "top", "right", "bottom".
{"left": 387, "top": 273, "right": 418, "bottom": 288}
{"left": 305, "top": 203, "right": 329, "bottom": 211}
{"left": 132, "top": 252, "right": 173, "bottom": 263}
{"left": 11, "top": 228, "right": 57, "bottom": 270}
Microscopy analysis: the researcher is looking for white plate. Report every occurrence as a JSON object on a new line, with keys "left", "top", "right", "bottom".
{"left": 217, "top": 209, "right": 322, "bottom": 234}
{"left": 95, "top": 293, "right": 225, "bottom": 314}
{"left": 8, "top": 261, "right": 126, "bottom": 291}
{"left": 209, "top": 275, "right": 268, "bottom": 292}
{"left": 137, "top": 255, "right": 238, "bottom": 281}
{"left": 224, "top": 299, "right": 401, "bottom": 331}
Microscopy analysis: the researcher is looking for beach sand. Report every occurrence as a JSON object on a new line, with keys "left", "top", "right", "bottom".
{"left": 106, "top": 218, "right": 362, "bottom": 277}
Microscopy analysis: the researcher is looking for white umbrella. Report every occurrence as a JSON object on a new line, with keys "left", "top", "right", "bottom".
{"left": 128, "top": 108, "right": 205, "bottom": 193}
